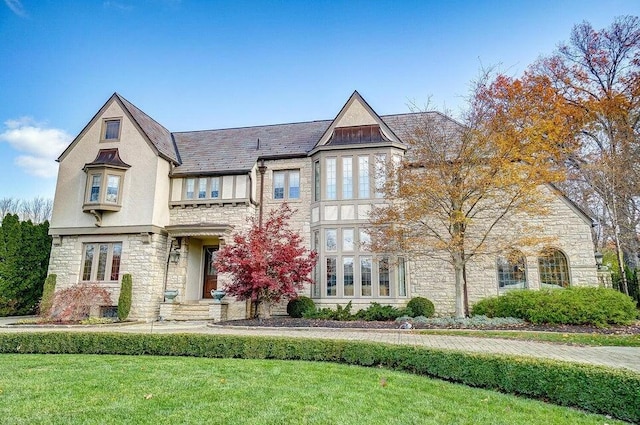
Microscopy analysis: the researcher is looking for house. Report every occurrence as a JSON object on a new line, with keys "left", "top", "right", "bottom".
{"left": 47, "top": 91, "right": 599, "bottom": 321}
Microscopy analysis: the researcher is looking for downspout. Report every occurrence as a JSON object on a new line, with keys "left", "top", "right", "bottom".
{"left": 258, "top": 159, "right": 267, "bottom": 228}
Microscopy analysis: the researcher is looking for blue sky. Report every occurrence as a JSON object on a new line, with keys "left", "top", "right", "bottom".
{"left": 1, "top": 0, "right": 638, "bottom": 200}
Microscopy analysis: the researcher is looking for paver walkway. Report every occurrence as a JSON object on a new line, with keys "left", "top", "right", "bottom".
{"left": 1, "top": 317, "right": 639, "bottom": 373}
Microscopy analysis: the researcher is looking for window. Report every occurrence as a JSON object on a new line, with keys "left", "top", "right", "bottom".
{"left": 375, "top": 154, "right": 386, "bottom": 198}
{"left": 314, "top": 160, "right": 321, "bottom": 202}
{"left": 84, "top": 171, "right": 125, "bottom": 210}
{"left": 82, "top": 242, "right": 122, "bottom": 282}
{"left": 103, "top": 119, "right": 121, "bottom": 140}
{"left": 342, "top": 228, "right": 354, "bottom": 251}
{"left": 343, "top": 257, "right": 354, "bottom": 296}
{"left": 398, "top": 257, "right": 407, "bottom": 297}
{"left": 185, "top": 178, "right": 195, "bottom": 199}
{"left": 327, "top": 257, "right": 337, "bottom": 296}
{"left": 198, "top": 178, "right": 207, "bottom": 199}
{"left": 312, "top": 230, "right": 321, "bottom": 297}
{"left": 326, "top": 158, "right": 336, "bottom": 200}
{"left": 361, "top": 257, "right": 372, "bottom": 296}
{"left": 210, "top": 177, "right": 220, "bottom": 198}
{"left": 83, "top": 149, "right": 129, "bottom": 212}
{"left": 342, "top": 157, "right": 353, "bottom": 199}
{"left": 273, "top": 170, "right": 300, "bottom": 200}
{"left": 106, "top": 175, "right": 120, "bottom": 203}
{"left": 90, "top": 175, "right": 101, "bottom": 202}
{"left": 325, "top": 229, "right": 337, "bottom": 252}
{"left": 358, "top": 156, "right": 370, "bottom": 198}
{"left": 379, "top": 257, "right": 390, "bottom": 296}
{"left": 538, "top": 248, "right": 570, "bottom": 288}
{"left": 359, "top": 229, "right": 371, "bottom": 251}
{"left": 497, "top": 251, "right": 527, "bottom": 290}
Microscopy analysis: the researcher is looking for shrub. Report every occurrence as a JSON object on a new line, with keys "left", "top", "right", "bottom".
{"left": 286, "top": 296, "right": 315, "bottom": 318}
{"left": 117, "top": 274, "right": 132, "bottom": 321}
{"left": 406, "top": 297, "right": 435, "bottom": 318}
{"left": 355, "top": 303, "right": 405, "bottom": 321}
{"left": 0, "top": 332, "right": 638, "bottom": 422}
{"left": 472, "top": 287, "right": 638, "bottom": 327}
{"left": 48, "top": 283, "right": 112, "bottom": 322}
{"left": 39, "top": 274, "right": 56, "bottom": 317}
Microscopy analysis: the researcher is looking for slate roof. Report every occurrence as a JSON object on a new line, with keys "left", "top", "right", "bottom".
{"left": 171, "top": 112, "right": 445, "bottom": 175}
{"left": 116, "top": 94, "right": 179, "bottom": 164}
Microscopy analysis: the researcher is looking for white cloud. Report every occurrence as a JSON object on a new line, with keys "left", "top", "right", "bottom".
{"left": 4, "top": 0, "right": 27, "bottom": 17}
{"left": 0, "top": 117, "right": 71, "bottom": 179}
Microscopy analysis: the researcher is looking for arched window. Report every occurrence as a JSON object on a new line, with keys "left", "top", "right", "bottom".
{"left": 497, "top": 250, "right": 527, "bottom": 290}
{"left": 538, "top": 248, "right": 570, "bottom": 288}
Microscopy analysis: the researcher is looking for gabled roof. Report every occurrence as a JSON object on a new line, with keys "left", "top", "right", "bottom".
{"left": 57, "top": 93, "right": 180, "bottom": 164}
{"left": 314, "top": 91, "right": 403, "bottom": 148}
{"left": 115, "top": 94, "right": 179, "bottom": 164}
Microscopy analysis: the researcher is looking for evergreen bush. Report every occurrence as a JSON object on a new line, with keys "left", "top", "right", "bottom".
{"left": 286, "top": 296, "right": 315, "bottom": 318}
{"left": 39, "top": 274, "right": 56, "bottom": 316}
{"left": 472, "top": 287, "right": 638, "bottom": 327}
{"left": 406, "top": 297, "right": 435, "bottom": 318}
{"left": 117, "top": 274, "right": 132, "bottom": 321}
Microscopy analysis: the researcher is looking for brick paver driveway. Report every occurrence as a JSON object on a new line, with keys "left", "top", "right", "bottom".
{"left": 2, "top": 318, "right": 637, "bottom": 373}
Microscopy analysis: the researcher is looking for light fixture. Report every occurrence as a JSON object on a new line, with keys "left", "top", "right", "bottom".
{"left": 169, "top": 249, "right": 180, "bottom": 263}
{"left": 169, "top": 237, "right": 182, "bottom": 263}
{"left": 594, "top": 252, "right": 603, "bottom": 269}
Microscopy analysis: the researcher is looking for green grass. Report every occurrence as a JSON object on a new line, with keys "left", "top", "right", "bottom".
{"left": 415, "top": 329, "right": 640, "bottom": 346}
{"left": 0, "top": 354, "right": 627, "bottom": 425}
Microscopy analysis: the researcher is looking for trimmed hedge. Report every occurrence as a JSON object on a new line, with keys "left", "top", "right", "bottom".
{"left": 117, "top": 274, "right": 132, "bottom": 321}
{"left": 472, "top": 287, "right": 639, "bottom": 327}
{"left": 0, "top": 332, "right": 638, "bottom": 422}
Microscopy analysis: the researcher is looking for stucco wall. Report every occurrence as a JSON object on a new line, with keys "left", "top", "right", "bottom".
{"left": 50, "top": 100, "right": 171, "bottom": 231}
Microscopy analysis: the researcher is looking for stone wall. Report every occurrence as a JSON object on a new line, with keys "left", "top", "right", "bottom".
{"left": 47, "top": 232, "right": 168, "bottom": 321}
{"left": 409, "top": 188, "right": 598, "bottom": 316}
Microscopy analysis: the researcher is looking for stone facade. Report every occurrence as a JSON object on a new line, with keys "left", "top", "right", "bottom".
{"left": 48, "top": 91, "right": 599, "bottom": 322}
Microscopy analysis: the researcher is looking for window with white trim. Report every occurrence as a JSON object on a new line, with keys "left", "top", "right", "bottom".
{"left": 375, "top": 153, "right": 386, "bottom": 198}
{"left": 326, "top": 158, "right": 337, "bottom": 200}
{"left": 358, "top": 156, "right": 370, "bottom": 198}
{"left": 342, "top": 157, "right": 353, "bottom": 199}
{"left": 82, "top": 242, "right": 122, "bottom": 282}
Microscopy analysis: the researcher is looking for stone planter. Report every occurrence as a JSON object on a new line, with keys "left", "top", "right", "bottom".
{"left": 164, "top": 289, "right": 179, "bottom": 303}
{"left": 211, "top": 289, "right": 226, "bottom": 303}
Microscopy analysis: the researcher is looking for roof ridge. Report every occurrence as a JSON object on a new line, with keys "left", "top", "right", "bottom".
{"left": 171, "top": 119, "right": 332, "bottom": 134}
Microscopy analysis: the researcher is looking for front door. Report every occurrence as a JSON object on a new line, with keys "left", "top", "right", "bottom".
{"left": 203, "top": 246, "right": 218, "bottom": 298}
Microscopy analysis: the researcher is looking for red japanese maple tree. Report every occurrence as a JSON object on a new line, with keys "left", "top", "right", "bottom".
{"left": 215, "top": 203, "right": 317, "bottom": 319}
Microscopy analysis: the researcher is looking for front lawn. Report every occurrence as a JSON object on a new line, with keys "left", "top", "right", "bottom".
{"left": 0, "top": 354, "right": 626, "bottom": 425}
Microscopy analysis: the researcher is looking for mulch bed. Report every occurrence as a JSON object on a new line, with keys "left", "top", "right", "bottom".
{"left": 217, "top": 317, "right": 640, "bottom": 335}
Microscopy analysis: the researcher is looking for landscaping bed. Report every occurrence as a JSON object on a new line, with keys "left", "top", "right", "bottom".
{"left": 218, "top": 317, "right": 640, "bottom": 334}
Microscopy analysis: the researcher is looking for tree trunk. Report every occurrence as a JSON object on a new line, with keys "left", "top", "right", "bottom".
{"left": 257, "top": 300, "right": 272, "bottom": 320}
{"left": 462, "top": 263, "right": 470, "bottom": 317}
{"left": 453, "top": 257, "right": 465, "bottom": 318}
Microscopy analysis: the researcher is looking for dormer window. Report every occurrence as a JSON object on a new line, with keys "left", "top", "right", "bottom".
{"left": 102, "top": 119, "right": 121, "bottom": 141}
{"left": 83, "top": 148, "right": 130, "bottom": 214}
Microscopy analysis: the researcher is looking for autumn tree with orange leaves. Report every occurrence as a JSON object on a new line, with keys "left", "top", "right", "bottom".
{"left": 370, "top": 73, "right": 574, "bottom": 318}
{"left": 532, "top": 16, "right": 640, "bottom": 294}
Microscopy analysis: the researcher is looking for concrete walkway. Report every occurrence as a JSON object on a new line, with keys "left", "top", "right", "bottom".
{"left": 1, "top": 318, "right": 639, "bottom": 373}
